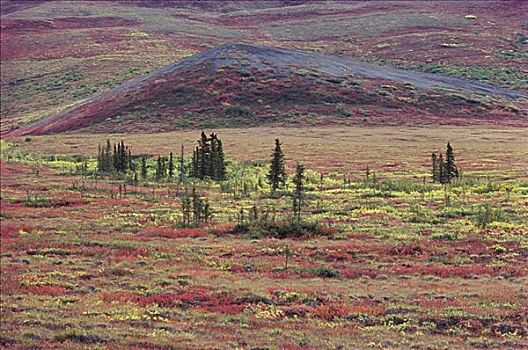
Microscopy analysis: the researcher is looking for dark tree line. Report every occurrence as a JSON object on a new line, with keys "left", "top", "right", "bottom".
{"left": 191, "top": 132, "right": 226, "bottom": 181}
{"left": 432, "top": 142, "right": 459, "bottom": 184}
{"left": 97, "top": 140, "right": 133, "bottom": 173}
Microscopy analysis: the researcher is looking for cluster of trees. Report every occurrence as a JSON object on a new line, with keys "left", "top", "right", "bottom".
{"left": 267, "top": 138, "right": 306, "bottom": 220}
{"left": 96, "top": 131, "right": 228, "bottom": 183}
{"left": 181, "top": 187, "right": 211, "bottom": 226}
{"left": 97, "top": 140, "right": 132, "bottom": 173}
{"left": 191, "top": 132, "right": 226, "bottom": 181}
{"left": 143, "top": 148, "right": 184, "bottom": 182}
{"left": 432, "top": 142, "right": 459, "bottom": 184}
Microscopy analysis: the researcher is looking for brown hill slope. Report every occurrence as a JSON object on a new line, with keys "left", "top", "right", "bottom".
{"left": 8, "top": 43, "right": 527, "bottom": 136}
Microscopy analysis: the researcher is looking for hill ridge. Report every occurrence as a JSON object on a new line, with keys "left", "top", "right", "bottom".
{"left": 7, "top": 43, "right": 528, "bottom": 136}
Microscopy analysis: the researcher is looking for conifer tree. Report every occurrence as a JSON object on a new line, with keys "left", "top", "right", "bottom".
{"left": 267, "top": 138, "right": 286, "bottom": 194}
{"left": 210, "top": 133, "right": 218, "bottom": 180}
{"left": 195, "top": 132, "right": 209, "bottom": 180}
{"left": 438, "top": 153, "right": 446, "bottom": 184}
{"left": 181, "top": 195, "right": 192, "bottom": 226}
{"left": 179, "top": 145, "right": 185, "bottom": 183}
{"left": 113, "top": 143, "right": 118, "bottom": 171}
{"left": 431, "top": 153, "right": 438, "bottom": 182}
{"left": 190, "top": 131, "right": 226, "bottom": 181}
{"left": 97, "top": 143, "right": 103, "bottom": 172}
{"left": 128, "top": 149, "right": 133, "bottom": 171}
{"left": 168, "top": 152, "right": 175, "bottom": 180}
{"left": 192, "top": 147, "right": 198, "bottom": 178}
{"left": 155, "top": 156, "right": 162, "bottom": 182}
{"left": 141, "top": 156, "right": 147, "bottom": 179}
{"left": 293, "top": 161, "right": 305, "bottom": 221}
{"left": 216, "top": 139, "right": 226, "bottom": 181}
{"left": 445, "top": 142, "right": 457, "bottom": 182}
{"left": 160, "top": 156, "right": 166, "bottom": 179}
{"left": 119, "top": 140, "right": 126, "bottom": 172}
{"left": 105, "top": 139, "right": 112, "bottom": 172}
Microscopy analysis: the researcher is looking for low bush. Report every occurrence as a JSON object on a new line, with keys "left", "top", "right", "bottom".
{"left": 54, "top": 330, "right": 105, "bottom": 344}
{"left": 474, "top": 204, "right": 504, "bottom": 228}
{"left": 140, "top": 227, "right": 208, "bottom": 238}
{"left": 306, "top": 266, "right": 340, "bottom": 278}
{"left": 233, "top": 220, "right": 334, "bottom": 239}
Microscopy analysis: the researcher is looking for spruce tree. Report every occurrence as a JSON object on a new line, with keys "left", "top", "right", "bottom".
{"left": 160, "top": 156, "right": 166, "bottom": 179}
{"left": 119, "top": 140, "right": 126, "bottom": 172}
{"left": 155, "top": 156, "right": 162, "bottom": 182}
{"left": 293, "top": 161, "right": 305, "bottom": 221}
{"left": 216, "top": 139, "right": 226, "bottom": 181}
{"left": 192, "top": 147, "right": 198, "bottom": 178}
{"left": 141, "top": 156, "right": 147, "bottom": 179}
{"left": 199, "top": 131, "right": 211, "bottom": 180}
{"left": 113, "top": 143, "right": 118, "bottom": 171}
{"left": 438, "top": 153, "right": 446, "bottom": 184}
{"left": 104, "top": 139, "right": 111, "bottom": 172}
{"left": 431, "top": 153, "right": 438, "bottom": 183}
{"left": 267, "top": 138, "right": 286, "bottom": 194}
{"left": 445, "top": 142, "right": 457, "bottom": 182}
{"left": 97, "top": 143, "right": 103, "bottom": 172}
{"left": 168, "top": 152, "right": 175, "bottom": 180}
{"left": 128, "top": 149, "right": 133, "bottom": 171}
{"left": 179, "top": 145, "right": 185, "bottom": 183}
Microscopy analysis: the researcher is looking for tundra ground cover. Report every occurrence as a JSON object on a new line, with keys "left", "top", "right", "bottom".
{"left": 1, "top": 126, "right": 527, "bottom": 349}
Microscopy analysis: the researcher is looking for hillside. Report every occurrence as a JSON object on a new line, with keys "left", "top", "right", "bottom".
{"left": 1, "top": 0, "right": 527, "bottom": 132}
{"left": 7, "top": 43, "right": 528, "bottom": 135}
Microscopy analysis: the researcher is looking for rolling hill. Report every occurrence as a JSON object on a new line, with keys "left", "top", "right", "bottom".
{"left": 1, "top": 0, "right": 527, "bottom": 133}
{"left": 7, "top": 43, "right": 528, "bottom": 135}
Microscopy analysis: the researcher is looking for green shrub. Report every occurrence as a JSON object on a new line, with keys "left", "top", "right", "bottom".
{"left": 54, "top": 330, "right": 105, "bottom": 344}
{"left": 234, "top": 220, "right": 333, "bottom": 239}
{"left": 474, "top": 204, "right": 504, "bottom": 228}
{"left": 222, "top": 105, "right": 253, "bottom": 118}
{"left": 307, "top": 266, "right": 339, "bottom": 278}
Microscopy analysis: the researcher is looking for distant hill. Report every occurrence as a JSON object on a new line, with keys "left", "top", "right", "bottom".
{"left": 2, "top": 0, "right": 527, "bottom": 133}
{"left": 8, "top": 43, "right": 527, "bottom": 135}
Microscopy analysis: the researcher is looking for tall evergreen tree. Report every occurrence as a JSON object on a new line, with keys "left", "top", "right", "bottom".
{"left": 97, "top": 143, "right": 103, "bottom": 172}
{"left": 141, "top": 156, "right": 147, "bottom": 179}
{"left": 113, "top": 143, "right": 118, "bottom": 171}
{"left": 168, "top": 152, "right": 175, "bottom": 180}
{"left": 267, "top": 138, "right": 286, "bottom": 194}
{"left": 105, "top": 139, "right": 112, "bottom": 172}
{"left": 155, "top": 156, "right": 162, "bottom": 182}
{"left": 445, "top": 142, "right": 457, "bottom": 182}
{"left": 179, "top": 145, "right": 185, "bottom": 183}
{"left": 198, "top": 131, "right": 210, "bottom": 180}
{"left": 438, "top": 153, "right": 446, "bottom": 184}
{"left": 293, "top": 161, "right": 305, "bottom": 221}
{"left": 128, "top": 149, "right": 133, "bottom": 171}
{"left": 431, "top": 153, "right": 438, "bottom": 182}
{"left": 192, "top": 147, "right": 198, "bottom": 178}
{"left": 216, "top": 139, "right": 226, "bottom": 181}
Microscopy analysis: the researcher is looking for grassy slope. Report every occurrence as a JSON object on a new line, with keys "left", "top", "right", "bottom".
{"left": 1, "top": 0, "right": 527, "bottom": 132}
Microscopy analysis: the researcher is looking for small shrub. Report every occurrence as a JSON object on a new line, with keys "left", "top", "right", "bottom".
{"left": 234, "top": 220, "right": 334, "bottom": 239}
{"left": 307, "top": 266, "right": 339, "bottom": 278}
{"left": 54, "top": 330, "right": 105, "bottom": 344}
{"left": 140, "top": 227, "right": 208, "bottom": 238}
{"left": 474, "top": 204, "right": 504, "bottom": 228}
{"left": 222, "top": 105, "right": 253, "bottom": 118}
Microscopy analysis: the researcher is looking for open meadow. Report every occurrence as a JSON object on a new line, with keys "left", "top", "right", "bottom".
{"left": 1, "top": 126, "right": 527, "bottom": 349}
